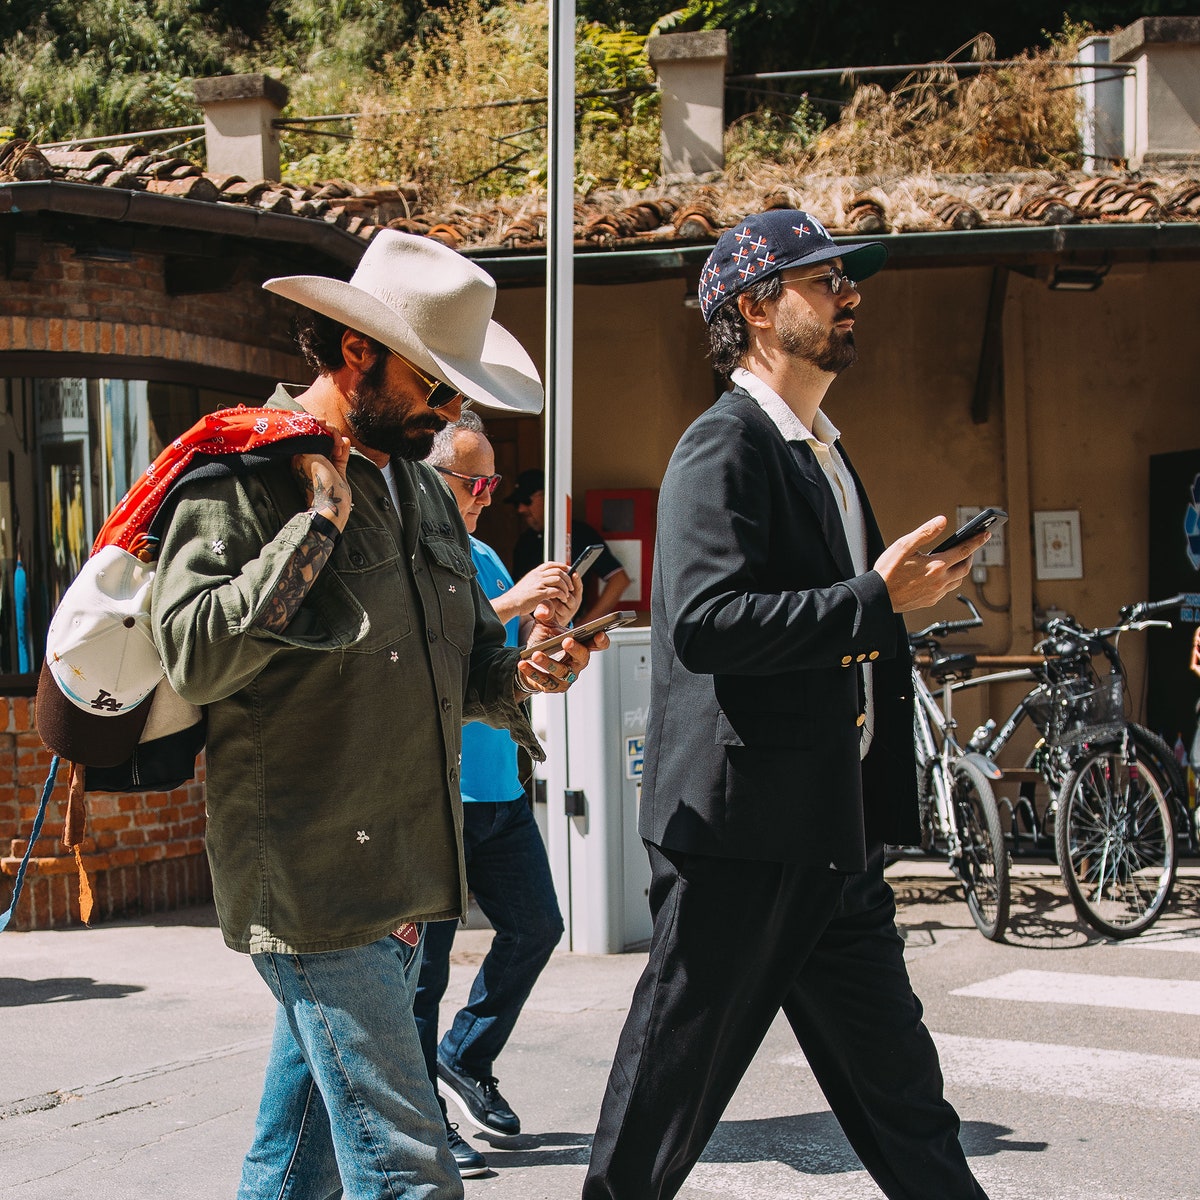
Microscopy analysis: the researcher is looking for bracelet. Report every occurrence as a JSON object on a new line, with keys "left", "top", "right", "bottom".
{"left": 514, "top": 669, "right": 536, "bottom": 696}
{"left": 308, "top": 511, "right": 342, "bottom": 546}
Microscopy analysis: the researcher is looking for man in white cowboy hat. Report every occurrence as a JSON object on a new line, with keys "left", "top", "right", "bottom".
{"left": 151, "top": 230, "right": 605, "bottom": 1199}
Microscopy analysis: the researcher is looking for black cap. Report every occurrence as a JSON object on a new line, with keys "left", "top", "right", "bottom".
{"left": 504, "top": 468, "right": 544, "bottom": 506}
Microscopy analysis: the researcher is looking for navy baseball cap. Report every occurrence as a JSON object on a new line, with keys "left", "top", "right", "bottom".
{"left": 697, "top": 209, "right": 887, "bottom": 324}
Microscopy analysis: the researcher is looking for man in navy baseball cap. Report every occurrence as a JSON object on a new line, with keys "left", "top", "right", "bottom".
{"left": 585, "top": 207, "right": 992, "bottom": 1200}
{"left": 697, "top": 208, "right": 886, "bottom": 323}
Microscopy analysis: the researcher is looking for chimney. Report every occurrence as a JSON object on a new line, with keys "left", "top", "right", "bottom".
{"left": 1110, "top": 16, "right": 1200, "bottom": 171}
{"left": 646, "top": 31, "right": 728, "bottom": 180}
{"left": 193, "top": 74, "right": 289, "bottom": 182}
{"left": 1077, "top": 35, "right": 1125, "bottom": 172}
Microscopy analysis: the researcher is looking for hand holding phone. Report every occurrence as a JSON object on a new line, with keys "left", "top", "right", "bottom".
{"left": 519, "top": 610, "right": 636, "bottom": 660}
{"left": 932, "top": 507, "right": 1007, "bottom": 553}
{"left": 570, "top": 544, "right": 604, "bottom": 578}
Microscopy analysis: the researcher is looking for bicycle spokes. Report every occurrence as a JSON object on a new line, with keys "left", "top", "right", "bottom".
{"left": 1057, "top": 751, "right": 1175, "bottom": 938}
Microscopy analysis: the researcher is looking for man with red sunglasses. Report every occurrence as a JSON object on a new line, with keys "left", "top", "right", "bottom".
{"left": 418, "top": 409, "right": 582, "bottom": 1175}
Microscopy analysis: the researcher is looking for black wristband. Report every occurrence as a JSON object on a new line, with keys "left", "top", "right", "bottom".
{"left": 308, "top": 511, "right": 342, "bottom": 546}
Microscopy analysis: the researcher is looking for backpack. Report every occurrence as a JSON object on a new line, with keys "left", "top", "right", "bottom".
{"left": 1, "top": 406, "right": 333, "bottom": 931}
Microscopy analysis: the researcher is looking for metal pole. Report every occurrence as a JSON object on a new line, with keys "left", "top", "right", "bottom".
{"left": 543, "top": 0, "right": 577, "bottom": 947}
{"left": 545, "top": 0, "right": 575, "bottom": 566}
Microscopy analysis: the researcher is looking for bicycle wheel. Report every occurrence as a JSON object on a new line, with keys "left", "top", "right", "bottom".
{"left": 1127, "top": 724, "right": 1194, "bottom": 853}
{"left": 951, "top": 758, "right": 1010, "bottom": 941}
{"left": 1055, "top": 743, "right": 1176, "bottom": 938}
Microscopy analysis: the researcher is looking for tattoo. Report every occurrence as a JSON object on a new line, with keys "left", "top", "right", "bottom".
{"left": 252, "top": 528, "right": 337, "bottom": 634}
{"left": 311, "top": 476, "right": 345, "bottom": 517}
{"left": 292, "top": 463, "right": 346, "bottom": 518}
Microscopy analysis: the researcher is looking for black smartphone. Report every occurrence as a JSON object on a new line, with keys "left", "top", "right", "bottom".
{"left": 570, "top": 544, "right": 604, "bottom": 577}
{"left": 933, "top": 507, "right": 1007, "bottom": 553}
{"left": 519, "top": 610, "right": 637, "bottom": 660}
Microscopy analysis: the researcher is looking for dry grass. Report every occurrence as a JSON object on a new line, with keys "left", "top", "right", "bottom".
{"left": 308, "top": 23, "right": 1089, "bottom": 216}
{"left": 733, "top": 34, "right": 1084, "bottom": 177}
{"left": 348, "top": 0, "right": 550, "bottom": 202}
{"left": 343, "top": 0, "right": 658, "bottom": 207}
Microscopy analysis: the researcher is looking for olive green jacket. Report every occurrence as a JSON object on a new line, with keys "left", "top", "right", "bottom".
{"left": 151, "top": 388, "right": 541, "bottom": 954}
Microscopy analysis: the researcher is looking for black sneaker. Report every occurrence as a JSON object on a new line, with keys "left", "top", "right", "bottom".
{"left": 438, "top": 1058, "right": 521, "bottom": 1135}
{"left": 442, "top": 1108, "right": 488, "bottom": 1178}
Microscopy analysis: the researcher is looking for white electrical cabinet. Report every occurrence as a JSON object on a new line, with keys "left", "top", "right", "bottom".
{"left": 536, "top": 626, "right": 653, "bottom": 954}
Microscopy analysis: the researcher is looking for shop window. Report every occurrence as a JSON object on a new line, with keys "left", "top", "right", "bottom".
{"left": 0, "top": 376, "right": 254, "bottom": 685}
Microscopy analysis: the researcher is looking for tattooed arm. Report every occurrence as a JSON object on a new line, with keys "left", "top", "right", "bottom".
{"left": 253, "top": 438, "right": 353, "bottom": 635}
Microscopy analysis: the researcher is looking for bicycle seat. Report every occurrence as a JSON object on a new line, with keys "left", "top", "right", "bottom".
{"left": 929, "top": 652, "right": 978, "bottom": 681}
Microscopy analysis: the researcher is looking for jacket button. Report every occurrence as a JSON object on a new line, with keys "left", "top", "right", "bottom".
{"left": 351, "top": 552, "right": 365, "bottom": 567}
{"left": 868, "top": 650, "right": 879, "bottom": 660}
{"left": 427, "top": 628, "right": 438, "bottom": 642}
{"left": 449, "top": 767, "right": 458, "bottom": 782}
{"left": 380, "top": 497, "right": 391, "bottom": 511}
{"left": 841, "top": 655, "right": 853, "bottom": 666}
{"left": 856, "top": 653, "right": 866, "bottom": 662}
{"left": 856, "top": 713, "right": 866, "bottom": 727}
{"left": 441, "top": 697, "right": 452, "bottom": 713}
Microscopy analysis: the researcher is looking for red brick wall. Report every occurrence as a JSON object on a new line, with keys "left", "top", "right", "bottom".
{"left": 0, "top": 669, "right": 212, "bottom": 931}
{"left": 0, "top": 236, "right": 312, "bottom": 929}
{"left": 0, "top": 241, "right": 306, "bottom": 381}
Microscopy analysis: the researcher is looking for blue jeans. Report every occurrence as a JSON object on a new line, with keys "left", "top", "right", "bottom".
{"left": 414, "top": 799, "right": 564, "bottom": 1083}
{"left": 237, "top": 932, "right": 463, "bottom": 1200}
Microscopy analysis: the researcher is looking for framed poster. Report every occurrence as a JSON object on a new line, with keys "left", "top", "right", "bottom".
{"left": 1033, "top": 510, "right": 1083, "bottom": 580}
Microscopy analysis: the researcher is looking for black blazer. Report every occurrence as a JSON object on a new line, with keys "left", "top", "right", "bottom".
{"left": 639, "top": 388, "right": 920, "bottom": 869}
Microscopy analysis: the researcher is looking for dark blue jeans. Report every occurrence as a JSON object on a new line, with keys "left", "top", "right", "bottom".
{"left": 414, "top": 799, "right": 564, "bottom": 1083}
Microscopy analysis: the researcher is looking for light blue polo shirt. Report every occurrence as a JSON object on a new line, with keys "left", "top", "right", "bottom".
{"left": 461, "top": 538, "right": 526, "bottom": 804}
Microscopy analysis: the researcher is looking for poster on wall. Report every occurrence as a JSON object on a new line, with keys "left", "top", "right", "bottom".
{"left": 1146, "top": 447, "right": 1200, "bottom": 762}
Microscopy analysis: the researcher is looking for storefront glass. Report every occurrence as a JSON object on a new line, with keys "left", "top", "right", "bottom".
{"left": 0, "top": 376, "right": 254, "bottom": 684}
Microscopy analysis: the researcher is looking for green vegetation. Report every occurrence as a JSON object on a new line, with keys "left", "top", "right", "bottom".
{"left": 0, "top": 2, "right": 1184, "bottom": 198}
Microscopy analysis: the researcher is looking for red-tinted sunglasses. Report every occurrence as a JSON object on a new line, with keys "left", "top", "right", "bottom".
{"left": 433, "top": 466, "right": 502, "bottom": 498}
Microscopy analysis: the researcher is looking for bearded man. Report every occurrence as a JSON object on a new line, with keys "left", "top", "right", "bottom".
{"left": 583, "top": 210, "right": 992, "bottom": 1200}
{"left": 151, "top": 231, "right": 604, "bottom": 1199}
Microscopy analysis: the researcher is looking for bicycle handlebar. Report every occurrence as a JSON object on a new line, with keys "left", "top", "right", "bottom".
{"left": 1036, "top": 606, "right": 1174, "bottom": 658}
{"left": 1119, "top": 594, "right": 1185, "bottom": 623}
{"left": 910, "top": 594, "right": 983, "bottom": 643}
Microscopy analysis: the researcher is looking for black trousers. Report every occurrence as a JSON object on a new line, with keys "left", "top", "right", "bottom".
{"left": 583, "top": 842, "right": 989, "bottom": 1200}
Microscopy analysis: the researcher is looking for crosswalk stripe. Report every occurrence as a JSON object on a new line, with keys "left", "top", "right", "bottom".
{"left": 1118, "top": 932, "right": 1200, "bottom": 954}
{"left": 951, "top": 969, "right": 1200, "bottom": 1015}
{"left": 930, "top": 1032, "right": 1200, "bottom": 1113}
{"left": 777, "top": 1031, "right": 1200, "bottom": 1113}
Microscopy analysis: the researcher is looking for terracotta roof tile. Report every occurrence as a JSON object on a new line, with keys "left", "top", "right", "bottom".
{"left": 2, "top": 136, "right": 1198, "bottom": 256}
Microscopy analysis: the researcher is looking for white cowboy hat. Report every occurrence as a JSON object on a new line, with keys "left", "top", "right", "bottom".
{"left": 263, "top": 230, "right": 544, "bottom": 414}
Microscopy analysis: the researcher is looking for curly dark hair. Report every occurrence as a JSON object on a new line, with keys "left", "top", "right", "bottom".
{"left": 293, "top": 309, "right": 386, "bottom": 376}
{"left": 707, "top": 273, "right": 783, "bottom": 378}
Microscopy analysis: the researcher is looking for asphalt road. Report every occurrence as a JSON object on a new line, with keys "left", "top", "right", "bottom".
{"left": 1, "top": 863, "right": 1197, "bottom": 1200}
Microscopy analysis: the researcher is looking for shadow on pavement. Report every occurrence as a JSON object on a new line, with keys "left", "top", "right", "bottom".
{"left": 0, "top": 976, "right": 146, "bottom": 1005}
{"left": 698, "top": 1113, "right": 1047, "bottom": 1175}
{"left": 471, "top": 1128, "right": 593, "bottom": 1168}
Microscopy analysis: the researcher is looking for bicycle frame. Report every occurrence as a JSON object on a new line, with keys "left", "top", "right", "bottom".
{"left": 912, "top": 668, "right": 961, "bottom": 856}
{"left": 913, "top": 665, "right": 1004, "bottom": 855}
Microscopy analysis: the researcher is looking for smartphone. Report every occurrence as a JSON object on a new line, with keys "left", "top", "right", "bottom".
{"left": 519, "top": 610, "right": 637, "bottom": 660}
{"left": 570, "top": 544, "right": 604, "bottom": 577}
{"left": 933, "top": 507, "right": 1008, "bottom": 553}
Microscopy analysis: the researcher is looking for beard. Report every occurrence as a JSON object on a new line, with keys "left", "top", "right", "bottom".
{"left": 345, "top": 358, "right": 446, "bottom": 461}
{"left": 776, "top": 306, "right": 858, "bottom": 374}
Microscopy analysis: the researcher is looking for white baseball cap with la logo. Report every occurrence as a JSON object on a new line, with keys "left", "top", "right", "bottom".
{"left": 37, "top": 545, "right": 166, "bottom": 766}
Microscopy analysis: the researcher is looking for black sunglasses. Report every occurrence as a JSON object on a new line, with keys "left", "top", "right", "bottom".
{"left": 391, "top": 351, "right": 462, "bottom": 410}
{"left": 433, "top": 466, "right": 502, "bottom": 498}
{"left": 781, "top": 266, "right": 858, "bottom": 295}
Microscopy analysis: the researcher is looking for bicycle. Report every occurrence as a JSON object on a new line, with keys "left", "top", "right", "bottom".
{"left": 947, "top": 596, "right": 1186, "bottom": 939}
{"left": 906, "top": 597, "right": 1010, "bottom": 941}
